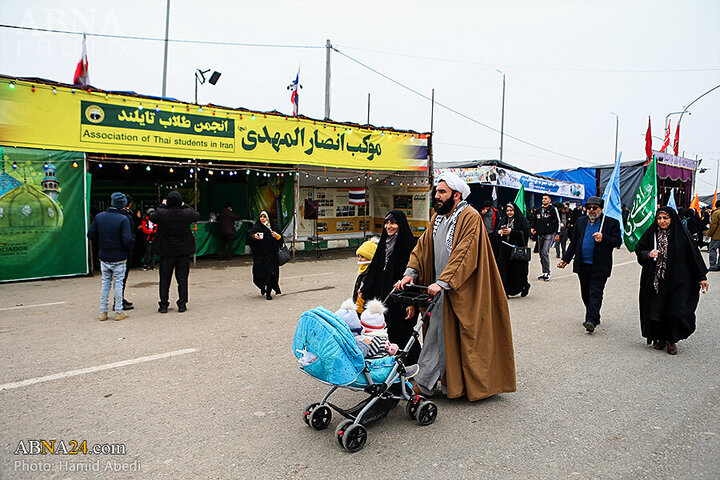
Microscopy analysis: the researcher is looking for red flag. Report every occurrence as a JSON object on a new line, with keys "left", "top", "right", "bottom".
{"left": 287, "top": 69, "right": 301, "bottom": 116}
{"left": 672, "top": 122, "right": 680, "bottom": 156}
{"left": 644, "top": 116, "right": 652, "bottom": 164}
{"left": 660, "top": 119, "right": 671, "bottom": 153}
{"left": 73, "top": 33, "right": 89, "bottom": 86}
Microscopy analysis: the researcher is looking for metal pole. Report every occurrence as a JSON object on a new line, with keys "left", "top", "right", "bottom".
{"left": 429, "top": 89, "right": 435, "bottom": 217}
{"left": 194, "top": 73, "right": 198, "bottom": 105}
{"left": 611, "top": 112, "right": 619, "bottom": 163}
{"left": 324, "top": 39, "right": 332, "bottom": 120}
{"left": 161, "top": 0, "right": 171, "bottom": 97}
{"left": 367, "top": 93, "right": 370, "bottom": 126}
{"left": 497, "top": 70, "right": 505, "bottom": 162}
{"left": 193, "top": 158, "right": 198, "bottom": 266}
{"left": 293, "top": 167, "right": 298, "bottom": 258}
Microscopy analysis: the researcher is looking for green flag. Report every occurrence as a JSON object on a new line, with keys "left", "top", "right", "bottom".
{"left": 624, "top": 157, "right": 658, "bottom": 252}
{"left": 514, "top": 183, "right": 526, "bottom": 216}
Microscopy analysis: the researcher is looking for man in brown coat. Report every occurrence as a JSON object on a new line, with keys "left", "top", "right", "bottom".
{"left": 396, "top": 172, "right": 516, "bottom": 401}
{"left": 707, "top": 200, "right": 720, "bottom": 271}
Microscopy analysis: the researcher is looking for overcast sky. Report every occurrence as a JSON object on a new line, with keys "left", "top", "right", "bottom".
{"left": 1, "top": 0, "right": 719, "bottom": 194}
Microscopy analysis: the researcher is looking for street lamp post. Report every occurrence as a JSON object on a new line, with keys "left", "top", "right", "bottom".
{"left": 194, "top": 69, "right": 221, "bottom": 104}
{"left": 610, "top": 112, "right": 618, "bottom": 163}
{"left": 496, "top": 69, "right": 505, "bottom": 162}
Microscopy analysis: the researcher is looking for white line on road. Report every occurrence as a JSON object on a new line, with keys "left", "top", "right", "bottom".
{"left": 0, "top": 348, "right": 198, "bottom": 391}
{"left": 282, "top": 272, "right": 335, "bottom": 280}
{"left": 0, "top": 301, "right": 66, "bottom": 312}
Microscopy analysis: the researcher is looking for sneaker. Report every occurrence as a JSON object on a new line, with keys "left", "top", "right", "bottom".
{"left": 177, "top": 305, "right": 187, "bottom": 313}
{"left": 543, "top": 274, "right": 551, "bottom": 282}
{"left": 158, "top": 305, "right": 168, "bottom": 314}
{"left": 404, "top": 364, "right": 420, "bottom": 379}
{"left": 521, "top": 283, "right": 531, "bottom": 297}
{"left": 141, "top": 266, "right": 149, "bottom": 271}
{"left": 114, "top": 312, "right": 128, "bottom": 321}
{"left": 538, "top": 274, "right": 546, "bottom": 280}
{"left": 583, "top": 321, "right": 595, "bottom": 333}
{"left": 98, "top": 312, "right": 108, "bottom": 321}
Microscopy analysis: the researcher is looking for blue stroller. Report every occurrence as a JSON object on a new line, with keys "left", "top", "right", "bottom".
{"left": 293, "top": 285, "right": 440, "bottom": 452}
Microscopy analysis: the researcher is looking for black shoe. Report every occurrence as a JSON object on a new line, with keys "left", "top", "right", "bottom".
{"left": 123, "top": 299, "right": 134, "bottom": 307}
{"left": 521, "top": 283, "right": 531, "bottom": 297}
{"left": 543, "top": 274, "right": 551, "bottom": 282}
{"left": 260, "top": 286, "right": 266, "bottom": 295}
{"left": 538, "top": 274, "right": 546, "bottom": 280}
{"left": 158, "top": 306, "right": 168, "bottom": 314}
{"left": 274, "top": 287, "right": 282, "bottom": 295}
{"left": 266, "top": 293, "right": 272, "bottom": 300}
{"left": 177, "top": 305, "right": 187, "bottom": 313}
{"left": 583, "top": 321, "right": 595, "bottom": 333}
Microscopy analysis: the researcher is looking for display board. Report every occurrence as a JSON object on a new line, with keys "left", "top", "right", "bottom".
{"left": 0, "top": 147, "right": 88, "bottom": 282}
{"left": 297, "top": 185, "right": 430, "bottom": 238}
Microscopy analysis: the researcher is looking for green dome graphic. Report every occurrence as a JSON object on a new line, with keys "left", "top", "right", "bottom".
{"left": 0, "top": 183, "right": 64, "bottom": 228}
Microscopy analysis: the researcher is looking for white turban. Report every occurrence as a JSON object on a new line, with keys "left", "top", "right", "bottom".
{"left": 437, "top": 172, "right": 471, "bottom": 200}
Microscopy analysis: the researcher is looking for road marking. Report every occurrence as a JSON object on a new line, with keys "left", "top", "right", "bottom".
{"left": 0, "top": 348, "right": 198, "bottom": 391}
{"left": 0, "top": 301, "right": 66, "bottom": 312}
{"left": 282, "top": 272, "right": 335, "bottom": 280}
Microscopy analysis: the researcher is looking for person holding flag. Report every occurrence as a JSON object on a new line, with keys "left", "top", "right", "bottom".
{"left": 635, "top": 207, "right": 709, "bottom": 355}
{"left": 558, "top": 196, "right": 622, "bottom": 333}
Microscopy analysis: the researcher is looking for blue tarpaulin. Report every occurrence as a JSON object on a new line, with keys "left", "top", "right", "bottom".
{"left": 537, "top": 167, "right": 597, "bottom": 201}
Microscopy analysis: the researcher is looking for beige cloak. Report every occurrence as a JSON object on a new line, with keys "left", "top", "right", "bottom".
{"left": 407, "top": 205, "right": 516, "bottom": 401}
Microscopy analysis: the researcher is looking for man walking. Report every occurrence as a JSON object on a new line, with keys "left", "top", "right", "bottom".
{"left": 117, "top": 194, "right": 139, "bottom": 311}
{"left": 531, "top": 194, "right": 560, "bottom": 281}
{"left": 395, "top": 172, "right": 516, "bottom": 401}
{"left": 218, "top": 201, "right": 242, "bottom": 260}
{"left": 149, "top": 191, "right": 201, "bottom": 313}
{"left": 557, "top": 196, "right": 622, "bottom": 333}
{"left": 87, "top": 192, "right": 133, "bottom": 321}
{"left": 707, "top": 200, "right": 720, "bottom": 271}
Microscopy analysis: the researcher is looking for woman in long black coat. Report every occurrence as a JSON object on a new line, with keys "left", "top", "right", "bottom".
{"left": 496, "top": 202, "right": 531, "bottom": 297}
{"left": 248, "top": 211, "right": 284, "bottom": 300}
{"left": 635, "top": 207, "right": 709, "bottom": 354}
{"left": 360, "top": 210, "right": 420, "bottom": 364}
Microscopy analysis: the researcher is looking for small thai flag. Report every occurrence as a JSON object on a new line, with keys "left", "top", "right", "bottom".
{"left": 287, "top": 70, "right": 301, "bottom": 116}
{"left": 349, "top": 188, "right": 366, "bottom": 205}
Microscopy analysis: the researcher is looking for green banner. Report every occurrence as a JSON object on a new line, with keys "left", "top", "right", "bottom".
{"left": 624, "top": 157, "right": 657, "bottom": 252}
{"left": 248, "top": 175, "right": 295, "bottom": 229}
{"left": 0, "top": 147, "right": 88, "bottom": 281}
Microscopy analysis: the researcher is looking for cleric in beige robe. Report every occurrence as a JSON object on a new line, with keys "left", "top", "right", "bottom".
{"left": 397, "top": 172, "right": 516, "bottom": 401}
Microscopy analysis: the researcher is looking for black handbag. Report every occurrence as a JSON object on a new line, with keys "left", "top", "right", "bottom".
{"left": 502, "top": 230, "right": 531, "bottom": 263}
{"left": 278, "top": 245, "right": 291, "bottom": 266}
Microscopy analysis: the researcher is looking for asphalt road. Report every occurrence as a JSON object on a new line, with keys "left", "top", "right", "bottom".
{"left": 1, "top": 245, "right": 718, "bottom": 479}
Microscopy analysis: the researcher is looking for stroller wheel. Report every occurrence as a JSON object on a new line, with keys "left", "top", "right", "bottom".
{"left": 342, "top": 424, "right": 367, "bottom": 453}
{"left": 335, "top": 420, "right": 353, "bottom": 448}
{"left": 416, "top": 401, "right": 438, "bottom": 426}
{"left": 406, "top": 395, "right": 423, "bottom": 419}
{"left": 309, "top": 405, "right": 332, "bottom": 431}
{"left": 302, "top": 402, "right": 320, "bottom": 426}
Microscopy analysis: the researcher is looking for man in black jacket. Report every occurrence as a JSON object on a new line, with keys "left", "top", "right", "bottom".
{"left": 149, "top": 191, "right": 201, "bottom": 313}
{"left": 557, "top": 196, "right": 622, "bottom": 333}
{"left": 530, "top": 194, "right": 560, "bottom": 281}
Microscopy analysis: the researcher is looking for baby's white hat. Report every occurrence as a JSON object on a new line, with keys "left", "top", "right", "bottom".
{"left": 360, "top": 299, "right": 387, "bottom": 332}
{"left": 336, "top": 298, "right": 362, "bottom": 334}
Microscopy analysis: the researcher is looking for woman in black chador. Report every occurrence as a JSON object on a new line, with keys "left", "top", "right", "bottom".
{"left": 635, "top": 207, "right": 709, "bottom": 355}
{"left": 360, "top": 210, "right": 420, "bottom": 364}
{"left": 248, "top": 211, "right": 284, "bottom": 300}
{"left": 496, "top": 202, "right": 531, "bottom": 297}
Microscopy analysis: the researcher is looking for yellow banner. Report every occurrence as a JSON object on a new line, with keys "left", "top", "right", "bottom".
{"left": 0, "top": 78, "right": 428, "bottom": 171}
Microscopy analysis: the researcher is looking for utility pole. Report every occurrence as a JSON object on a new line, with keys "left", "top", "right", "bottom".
{"left": 324, "top": 39, "right": 332, "bottom": 120}
{"left": 161, "top": 0, "right": 171, "bottom": 97}
{"left": 611, "top": 112, "right": 619, "bottom": 163}
{"left": 367, "top": 93, "right": 370, "bottom": 126}
{"left": 497, "top": 69, "right": 505, "bottom": 162}
{"left": 429, "top": 88, "right": 435, "bottom": 196}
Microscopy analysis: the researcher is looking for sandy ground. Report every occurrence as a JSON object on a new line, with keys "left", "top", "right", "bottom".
{"left": 1, "top": 245, "right": 718, "bottom": 479}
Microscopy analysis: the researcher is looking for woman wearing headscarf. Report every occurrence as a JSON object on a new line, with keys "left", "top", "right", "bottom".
{"left": 360, "top": 210, "right": 420, "bottom": 364}
{"left": 248, "top": 211, "right": 284, "bottom": 300}
{"left": 496, "top": 202, "right": 531, "bottom": 297}
{"left": 636, "top": 207, "right": 709, "bottom": 355}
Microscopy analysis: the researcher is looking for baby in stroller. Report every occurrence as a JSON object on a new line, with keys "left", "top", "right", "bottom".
{"left": 294, "top": 288, "right": 438, "bottom": 452}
